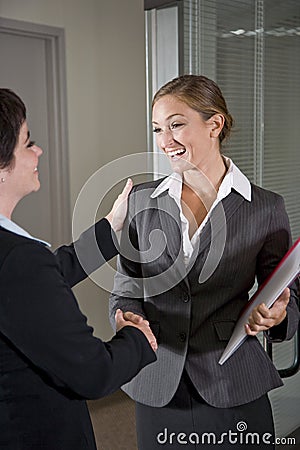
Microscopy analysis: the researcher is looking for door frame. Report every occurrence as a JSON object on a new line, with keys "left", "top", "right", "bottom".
{"left": 0, "top": 16, "right": 71, "bottom": 245}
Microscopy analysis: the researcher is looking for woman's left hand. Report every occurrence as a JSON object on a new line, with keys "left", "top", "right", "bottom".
{"left": 105, "top": 178, "right": 133, "bottom": 232}
{"left": 245, "top": 287, "right": 290, "bottom": 336}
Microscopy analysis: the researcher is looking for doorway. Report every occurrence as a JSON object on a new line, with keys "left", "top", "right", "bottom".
{"left": 0, "top": 17, "right": 70, "bottom": 247}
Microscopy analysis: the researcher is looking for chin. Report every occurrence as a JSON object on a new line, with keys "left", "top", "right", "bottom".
{"left": 33, "top": 181, "right": 41, "bottom": 192}
{"left": 171, "top": 159, "right": 194, "bottom": 174}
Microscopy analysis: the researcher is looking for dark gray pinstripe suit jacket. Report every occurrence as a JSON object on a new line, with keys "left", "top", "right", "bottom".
{"left": 109, "top": 179, "right": 299, "bottom": 408}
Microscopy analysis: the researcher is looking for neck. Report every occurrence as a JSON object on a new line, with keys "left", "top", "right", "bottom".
{"left": 0, "top": 195, "right": 19, "bottom": 220}
{"left": 0, "top": 207, "right": 13, "bottom": 220}
{"left": 183, "top": 153, "right": 227, "bottom": 198}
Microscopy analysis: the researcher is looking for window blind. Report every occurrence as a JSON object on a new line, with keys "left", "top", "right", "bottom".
{"left": 183, "top": 0, "right": 300, "bottom": 242}
{"left": 182, "top": 0, "right": 300, "bottom": 437}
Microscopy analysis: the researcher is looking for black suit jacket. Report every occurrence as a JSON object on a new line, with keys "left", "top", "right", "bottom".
{"left": 0, "top": 219, "right": 156, "bottom": 449}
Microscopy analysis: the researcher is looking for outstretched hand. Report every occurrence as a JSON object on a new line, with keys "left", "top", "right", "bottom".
{"left": 245, "top": 287, "right": 290, "bottom": 336}
{"left": 105, "top": 178, "right": 133, "bottom": 232}
{"left": 115, "top": 309, "right": 158, "bottom": 352}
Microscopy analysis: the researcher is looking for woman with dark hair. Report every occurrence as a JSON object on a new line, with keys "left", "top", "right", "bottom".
{"left": 0, "top": 88, "right": 157, "bottom": 450}
{"left": 110, "top": 75, "right": 299, "bottom": 449}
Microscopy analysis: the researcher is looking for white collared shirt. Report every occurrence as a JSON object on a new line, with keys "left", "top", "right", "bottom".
{"left": 150, "top": 157, "right": 251, "bottom": 265}
{"left": 0, "top": 213, "right": 51, "bottom": 247}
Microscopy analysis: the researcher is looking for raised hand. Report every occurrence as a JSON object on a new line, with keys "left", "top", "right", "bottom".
{"left": 105, "top": 178, "right": 133, "bottom": 232}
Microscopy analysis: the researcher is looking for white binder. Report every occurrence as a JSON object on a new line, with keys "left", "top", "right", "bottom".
{"left": 219, "top": 238, "right": 300, "bottom": 365}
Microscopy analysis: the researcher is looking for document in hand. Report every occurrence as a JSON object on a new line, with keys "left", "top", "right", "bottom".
{"left": 219, "top": 237, "right": 300, "bottom": 365}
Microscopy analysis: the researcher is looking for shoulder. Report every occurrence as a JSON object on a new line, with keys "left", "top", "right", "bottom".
{"left": 0, "top": 228, "right": 53, "bottom": 272}
{"left": 127, "top": 177, "right": 167, "bottom": 211}
{"left": 250, "top": 183, "right": 285, "bottom": 206}
{"left": 131, "top": 177, "right": 166, "bottom": 193}
{"left": 249, "top": 184, "right": 289, "bottom": 230}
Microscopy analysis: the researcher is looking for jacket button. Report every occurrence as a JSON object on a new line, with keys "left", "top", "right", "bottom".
{"left": 179, "top": 332, "right": 187, "bottom": 342}
{"left": 182, "top": 294, "right": 190, "bottom": 303}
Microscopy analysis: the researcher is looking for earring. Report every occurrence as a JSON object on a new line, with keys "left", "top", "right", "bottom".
{"left": 1, "top": 178, "right": 5, "bottom": 183}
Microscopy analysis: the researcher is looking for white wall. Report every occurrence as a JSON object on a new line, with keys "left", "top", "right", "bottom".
{"left": 0, "top": 0, "right": 147, "bottom": 339}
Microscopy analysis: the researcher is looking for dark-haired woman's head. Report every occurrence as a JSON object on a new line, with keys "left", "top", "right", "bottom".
{"left": 0, "top": 89, "right": 43, "bottom": 211}
{"left": 0, "top": 89, "right": 27, "bottom": 170}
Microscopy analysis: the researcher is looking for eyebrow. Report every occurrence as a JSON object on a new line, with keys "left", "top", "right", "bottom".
{"left": 152, "top": 113, "right": 185, "bottom": 125}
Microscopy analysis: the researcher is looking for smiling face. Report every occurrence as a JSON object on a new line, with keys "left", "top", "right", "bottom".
{"left": 152, "top": 95, "right": 223, "bottom": 174}
{"left": 7, "top": 120, "right": 43, "bottom": 200}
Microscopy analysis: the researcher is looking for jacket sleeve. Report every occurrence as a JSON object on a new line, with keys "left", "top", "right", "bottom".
{"left": 109, "top": 189, "right": 147, "bottom": 331}
{"left": 0, "top": 242, "right": 156, "bottom": 399}
{"left": 54, "top": 218, "right": 119, "bottom": 287}
{"left": 256, "top": 195, "right": 300, "bottom": 342}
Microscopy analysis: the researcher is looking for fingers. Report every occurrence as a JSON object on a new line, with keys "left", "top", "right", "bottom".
{"left": 148, "top": 336, "right": 158, "bottom": 352}
{"left": 139, "top": 324, "right": 157, "bottom": 351}
{"left": 273, "top": 288, "right": 290, "bottom": 309}
{"left": 116, "top": 310, "right": 145, "bottom": 324}
{"left": 115, "top": 309, "right": 157, "bottom": 352}
{"left": 115, "top": 308, "right": 126, "bottom": 331}
{"left": 123, "top": 311, "right": 144, "bottom": 324}
{"left": 106, "top": 179, "right": 133, "bottom": 232}
{"left": 120, "top": 178, "right": 133, "bottom": 198}
{"left": 245, "top": 288, "right": 290, "bottom": 335}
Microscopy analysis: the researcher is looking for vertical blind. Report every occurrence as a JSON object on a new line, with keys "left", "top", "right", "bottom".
{"left": 183, "top": 0, "right": 300, "bottom": 242}
{"left": 182, "top": 0, "right": 300, "bottom": 438}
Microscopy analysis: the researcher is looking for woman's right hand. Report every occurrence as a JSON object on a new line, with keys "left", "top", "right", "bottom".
{"left": 105, "top": 178, "right": 133, "bottom": 232}
{"left": 115, "top": 309, "right": 158, "bottom": 352}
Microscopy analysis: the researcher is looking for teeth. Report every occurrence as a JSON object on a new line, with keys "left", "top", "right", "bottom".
{"left": 167, "top": 149, "right": 186, "bottom": 157}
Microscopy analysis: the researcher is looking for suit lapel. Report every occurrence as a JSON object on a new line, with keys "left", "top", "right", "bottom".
{"left": 200, "top": 193, "right": 243, "bottom": 252}
{"left": 154, "top": 190, "right": 245, "bottom": 288}
{"left": 155, "top": 192, "right": 189, "bottom": 288}
{"left": 189, "top": 190, "right": 245, "bottom": 272}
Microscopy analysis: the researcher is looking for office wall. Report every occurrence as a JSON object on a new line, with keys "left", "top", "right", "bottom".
{"left": 0, "top": 0, "right": 147, "bottom": 339}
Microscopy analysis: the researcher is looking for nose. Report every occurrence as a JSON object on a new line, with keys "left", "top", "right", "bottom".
{"left": 33, "top": 144, "right": 43, "bottom": 157}
{"left": 158, "top": 129, "right": 175, "bottom": 150}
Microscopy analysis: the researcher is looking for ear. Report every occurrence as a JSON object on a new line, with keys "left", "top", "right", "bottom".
{"left": 208, "top": 114, "right": 225, "bottom": 138}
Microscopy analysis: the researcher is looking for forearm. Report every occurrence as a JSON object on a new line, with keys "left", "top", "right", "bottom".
{"left": 55, "top": 218, "right": 118, "bottom": 287}
{"left": 0, "top": 243, "right": 155, "bottom": 400}
{"left": 58, "top": 326, "right": 156, "bottom": 399}
{"left": 109, "top": 292, "right": 146, "bottom": 332}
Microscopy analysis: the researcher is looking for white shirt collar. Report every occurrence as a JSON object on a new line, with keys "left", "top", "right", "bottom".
{"left": 150, "top": 157, "right": 251, "bottom": 202}
{"left": 0, "top": 214, "right": 51, "bottom": 247}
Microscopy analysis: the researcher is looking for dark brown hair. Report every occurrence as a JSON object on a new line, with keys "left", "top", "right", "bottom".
{"left": 0, "top": 88, "right": 26, "bottom": 169}
{"left": 152, "top": 75, "right": 233, "bottom": 144}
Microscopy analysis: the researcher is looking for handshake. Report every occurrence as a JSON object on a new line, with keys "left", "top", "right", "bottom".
{"left": 115, "top": 309, "right": 158, "bottom": 352}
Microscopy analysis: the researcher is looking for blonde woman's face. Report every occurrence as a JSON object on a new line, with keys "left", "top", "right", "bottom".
{"left": 152, "top": 95, "right": 220, "bottom": 173}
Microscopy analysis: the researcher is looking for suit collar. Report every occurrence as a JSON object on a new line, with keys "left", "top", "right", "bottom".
{"left": 150, "top": 157, "right": 252, "bottom": 203}
{"left": 0, "top": 213, "right": 51, "bottom": 247}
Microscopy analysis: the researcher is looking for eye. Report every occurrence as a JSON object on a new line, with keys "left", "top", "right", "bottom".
{"left": 152, "top": 127, "right": 162, "bottom": 134}
{"left": 27, "top": 140, "right": 36, "bottom": 148}
{"left": 170, "top": 122, "right": 183, "bottom": 130}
